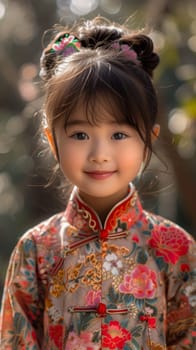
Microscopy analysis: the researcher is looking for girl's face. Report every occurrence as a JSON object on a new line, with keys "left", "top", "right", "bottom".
{"left": 54, "top": 102, "right": 145, "bottom": 216}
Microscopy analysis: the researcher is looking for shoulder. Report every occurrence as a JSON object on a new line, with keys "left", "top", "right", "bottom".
{"left": 143, "top": 209, "right": 194, "bottom": 240}
{"left": 3, "top": 212, "right": 69, "bottom": 285}
{"left": 7, "top": 211, "right": 69, "bottom": 280}
{"left": 14, "top": 211, "right": 67, "bottom": 253}
{"left": 142, "top": 210, "right": 195, "bottom": 265}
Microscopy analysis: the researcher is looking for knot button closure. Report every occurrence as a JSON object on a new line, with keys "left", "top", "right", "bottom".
{"left": 96, "top": 303, "right": 107, "bottom": 317}
{"left": 99, "top": 229, "right": 109, "bottom": 240}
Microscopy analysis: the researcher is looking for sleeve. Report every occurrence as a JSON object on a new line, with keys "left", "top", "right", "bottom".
{"left": 0, "top": 234, "right": 45, "bottom": 350}
{"left": 166, "top": 234, "right": 196, "bottom": 349}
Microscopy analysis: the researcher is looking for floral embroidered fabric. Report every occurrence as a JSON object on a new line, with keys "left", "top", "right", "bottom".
{"left": 0, "top": 185, "right": 195, "bottom": 349}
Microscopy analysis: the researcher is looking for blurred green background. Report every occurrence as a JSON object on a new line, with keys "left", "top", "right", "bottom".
{"left": 0, "top": 0, "right": 196, "bottom": 300}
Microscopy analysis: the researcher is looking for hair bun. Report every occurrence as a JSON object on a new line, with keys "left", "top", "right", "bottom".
{"left": 78, "top": 25, "right": 122, "bottom": 49}
{"left": 124, "top": 34, "right": 159, "bottom": 77}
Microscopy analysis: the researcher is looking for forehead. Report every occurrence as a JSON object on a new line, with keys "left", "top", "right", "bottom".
{"left": 66, "top": 93, "right": 127, "bottom": 126}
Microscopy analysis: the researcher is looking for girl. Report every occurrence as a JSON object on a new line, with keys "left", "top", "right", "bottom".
{"left": 0, "top": 17, "right": 195, "bottom": 350}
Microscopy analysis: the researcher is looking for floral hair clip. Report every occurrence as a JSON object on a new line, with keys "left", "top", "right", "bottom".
{"left": 111, "top": 42, "right": 140, "bottom": 66}
{"left": 50, "top": 33, "right": 81, "bottom": 57}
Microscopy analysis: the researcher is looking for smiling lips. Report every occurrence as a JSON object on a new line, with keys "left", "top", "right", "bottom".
{"left": 84, "top": 170, "right": 117, "bottom": 180}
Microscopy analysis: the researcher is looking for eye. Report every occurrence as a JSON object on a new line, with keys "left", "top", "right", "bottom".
{"left": 71, "top": 132, "right": 89, "bottom": 140}
{"left": 112, "top": 132, "right": 128, "bottom": 140}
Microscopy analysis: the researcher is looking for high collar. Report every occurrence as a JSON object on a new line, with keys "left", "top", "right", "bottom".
{"left": 64, "top": 184, "right": 143, "bottom": 235}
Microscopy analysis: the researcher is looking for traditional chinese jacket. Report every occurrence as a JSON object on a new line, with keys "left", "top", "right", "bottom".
{"left": 0, "top": 185, "right": 195, "bottom": 350}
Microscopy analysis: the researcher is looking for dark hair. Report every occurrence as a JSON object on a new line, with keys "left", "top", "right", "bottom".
{"left": 40, "top": 17, "right": 160, "bottom": 167}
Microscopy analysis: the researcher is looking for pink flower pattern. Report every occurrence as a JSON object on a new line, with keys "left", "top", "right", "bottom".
{"left": 65, "top": 331, "right": 100, "bottom": 350}
{"left": 119, "top": 264, "right": 157, "bottom": 299}
{"left": 85, "top": 290, "right": 101, "bottom": 306}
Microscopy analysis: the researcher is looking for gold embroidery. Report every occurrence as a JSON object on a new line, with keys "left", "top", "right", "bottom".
{"left": 75, "top": 200, "right": 98, "bottom": 230}
{"left": 112, "top": 275, "right": 124, "bottom": 290}
{"left": 66, "top": 263, "right": 83, "bottom": 293}
{"left": 128, "top": 303, "right": 138, "bottom": 318}
{"left": 66, "top": 225, "right": 78, "bottom": 237}
{"left": 85, "top": 253, "right": 98, "bottom": 266}
{"left": 82, "top": 268, "right": 101, "bottom": 289}
{"left": 50, "top": 268, "right": 66, "bottom": 297}
{"left": 51, "top": 283, "right": 66, "bottom": 297}
{"left": 120, "top": 247, "right": 130, "bottom": 256}
{"left": 67, "top": 263, "right": 82, "bottom": 280}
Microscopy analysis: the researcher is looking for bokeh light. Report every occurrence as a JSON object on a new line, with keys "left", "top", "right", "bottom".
{"left": 168, "top": 109, "right": 190, "bottom": 134}
{"left": 20, "top": 64, "right": 38, "bottom": 80}
{"left": 150, "top": 30, "right": 165, "bottom": 50}
{"left": 100, "top": 0, "right": 122, "bottom": 14}
{"left": 18, "top": 63, "right": 39, "bottom": 101}
{"left": 0, "top": 1, "right": 6, "bottom": 19}
{"left": 18, "top": 81, "right": 38, "bottom": 101}
{"left": 176, "top": 64, "right": 196, "bottom": 81}
{"left": 70, "top": 0, "right": 98, "bottom": 15}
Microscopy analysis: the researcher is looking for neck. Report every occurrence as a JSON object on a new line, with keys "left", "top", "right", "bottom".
{"left": 78, "top": 186, "right": 131, "bottom": 225}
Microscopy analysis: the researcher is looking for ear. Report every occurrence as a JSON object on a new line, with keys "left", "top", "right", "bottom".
{"left": 44, "top": 127, "right": 57, "bottom": 159}
{"left": 151, "top": 124, "right": 160, "bottom": 142}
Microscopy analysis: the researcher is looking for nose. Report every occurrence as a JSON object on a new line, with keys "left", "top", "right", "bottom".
{"left": 88, "top": 139, "right": 111, "bottom": 164}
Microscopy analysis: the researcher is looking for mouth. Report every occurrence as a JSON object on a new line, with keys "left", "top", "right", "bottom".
{"left": 84, "top": 170, "right": 117, "bottom": 180}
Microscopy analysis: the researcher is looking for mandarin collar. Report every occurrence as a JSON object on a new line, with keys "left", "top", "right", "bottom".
{"left": 64, "top": 184, "right": 143, "bottom": 234}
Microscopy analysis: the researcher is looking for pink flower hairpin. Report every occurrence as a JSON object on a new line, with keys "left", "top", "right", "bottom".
{"left": 51, "top": 33, "right": 81, "bottom": 57}
{"left": 111, "top": 42, "right": 140, "bottom": 65}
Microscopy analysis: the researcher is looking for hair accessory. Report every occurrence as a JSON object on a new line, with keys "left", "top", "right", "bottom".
{"left": 111, "top": 42, "right": 140, "bottom": 65}
{"left": 50, "top": 33, "right": 81, "bottom": 57}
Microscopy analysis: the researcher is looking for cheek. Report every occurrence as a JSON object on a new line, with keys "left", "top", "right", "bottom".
{"left": 121, "top": 155, "right": 143, "bottom": 174}
{"left": 58, "top": 143, "right": 84, "bottom": 170}
{"left": 120, "top": 144, "right": 145, "bottom": 165}
{"left": 118, "top": 146, "right": 144, "bottom": 176}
